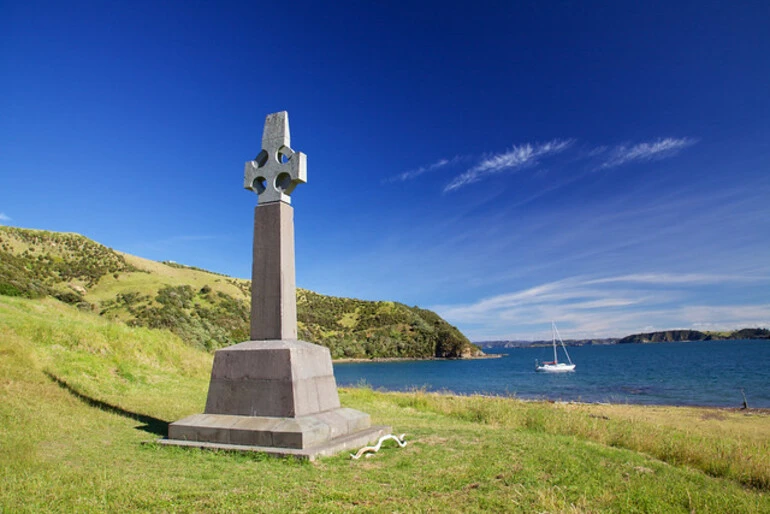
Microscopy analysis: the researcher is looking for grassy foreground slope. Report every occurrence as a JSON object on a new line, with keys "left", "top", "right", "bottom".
{"left": 0, "top": 226, "right": 480, "bottom": 359}
{"left": 1, "top": 295, "right": 769, "bottom": 513}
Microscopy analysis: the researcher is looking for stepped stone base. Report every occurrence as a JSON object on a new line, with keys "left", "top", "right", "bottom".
{"left": 203, "top": 339, "right": 341, "bottom": 417}
{"left": 161, "top": 413, "right": 389, "bottom": 461}
{"left": 161, "top": 339, "right": 389, "bottom": 460}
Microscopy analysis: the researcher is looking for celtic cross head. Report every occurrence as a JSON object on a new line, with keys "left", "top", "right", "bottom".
{"left": 244, "top": 111, "right": 307, "bottom": 204}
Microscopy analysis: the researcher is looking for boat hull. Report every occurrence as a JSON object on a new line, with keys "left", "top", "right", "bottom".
{"left": 535, "top": 363, "right": 576, "bottom": 373}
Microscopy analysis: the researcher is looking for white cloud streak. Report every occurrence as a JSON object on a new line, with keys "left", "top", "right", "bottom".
{"left": 584, "top": 273, "right": 762, "bottom": 286}
{"left": 599, "top": 137, "right": 697, "bottom": 169}
{"left": 0, "top": 213, "right": 11, "bottom": 222}
{"left": 432, "top": 272, "right": 770, "bottom": 341}
{"left": 444, "top": 139, "right": 574, "bottom": 193}
{"left": 387, "top": 156, "right": 461, "bottom": 183}
{"left": 397, "top": 136, "right": 695, "bottom": 193}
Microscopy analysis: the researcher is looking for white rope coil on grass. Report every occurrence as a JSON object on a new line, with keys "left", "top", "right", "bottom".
{"left": 350, "top": 433, "right": 407, "bottom": 459}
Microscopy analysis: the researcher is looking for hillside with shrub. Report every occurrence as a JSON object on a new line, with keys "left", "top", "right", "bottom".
{"left": 0, "top": 226, "right": 481, "bottom": 359}
{"left": 297, "top": 290, "right": 478, "bottom": 359}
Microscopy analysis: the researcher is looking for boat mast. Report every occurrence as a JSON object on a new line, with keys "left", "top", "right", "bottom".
{"left": 551, "top": 322, "right": 558, "bottom": 363}
{"left": 552, "top": 322, "right": 573, "bottom": 365}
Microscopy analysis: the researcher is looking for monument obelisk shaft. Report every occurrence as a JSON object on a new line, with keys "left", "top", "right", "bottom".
{"left": 250, "top": 202, "right": 297, "bottom": 340}
{"left": 243, "top": 111, "right": 307, "bottom": 340}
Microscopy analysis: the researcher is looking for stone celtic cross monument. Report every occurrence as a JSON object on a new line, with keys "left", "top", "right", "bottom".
{"left": 162, "top": 112, "right": 388, "bottom": 459}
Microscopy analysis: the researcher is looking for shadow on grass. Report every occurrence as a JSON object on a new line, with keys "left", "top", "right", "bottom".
{"left": 44, "top": 371, "right": 169, "bottom": 437}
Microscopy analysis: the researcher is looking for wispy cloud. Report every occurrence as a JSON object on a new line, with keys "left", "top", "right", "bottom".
{"left": 399, "top": 136, "right": 695, "bottom": 195}
{"left": 585, "top": 145, "right": 608, "bottom": 157}
{"left": 444, "top": 139, "right": 574, "bottom": 193}
{"left": 599, "top": 137, "right": 697, "bottom": 169}
{"left": 432, "top": 272, "right": 770, "bottom": 340}
{"left": 386, "top": 156, "right": 462, "bottom": 183}
{"left": 585, "top": 273, "right": 759, "bottom": 286}
{"left": 0, "top": 212, "right": 11, "bottom": 222}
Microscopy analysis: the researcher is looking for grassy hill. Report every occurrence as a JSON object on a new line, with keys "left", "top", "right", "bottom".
{"left": 1, "top": 294, "right": 769, "bottom": 512}
{"left": 0, "top": 226, "right": 480, "bottom": 359}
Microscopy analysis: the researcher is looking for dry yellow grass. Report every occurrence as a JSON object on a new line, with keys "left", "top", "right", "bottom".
{"left": 569, "top": 402, "right": 770, "bottom": 445}
{"left": 85, "top": 252, "right": 249, "bottom": 302}
{"left": 386, "top": 390, "right": 770, "bottom": 490}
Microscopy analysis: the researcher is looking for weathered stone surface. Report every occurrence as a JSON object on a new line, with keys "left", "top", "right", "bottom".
{"left": 243, "top": 111, "right": 307, "bottom": 205}
{"left": 203, "top": 340, "right": 341, "bottom": 418}
{"left": 167, "top": 409, "right": 378, "bottom": 451}
{"left": 250, "top": 202, "right": 297, "bottom": 341}
{"left": 159, "top": 424, "right": 390, "bottom": 462}
{"left": 174, "top": 338, "right": 386, "bottom": 458}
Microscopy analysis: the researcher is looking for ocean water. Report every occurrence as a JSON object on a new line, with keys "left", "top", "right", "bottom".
{"left": 332, "top": 339, "right": 770, "bottom": 408}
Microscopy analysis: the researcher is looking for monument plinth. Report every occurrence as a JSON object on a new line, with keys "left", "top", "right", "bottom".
{"left": 161, "top": 112, "right": 389, "bottom": 460}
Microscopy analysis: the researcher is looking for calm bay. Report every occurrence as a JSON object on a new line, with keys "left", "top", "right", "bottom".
{"left": 333, "top": 339, "right": 770, "bottom": 408}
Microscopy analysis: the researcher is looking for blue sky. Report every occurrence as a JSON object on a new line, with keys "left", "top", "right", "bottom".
{"left": 2, "top": 1, "right": 769, "bottom": 340}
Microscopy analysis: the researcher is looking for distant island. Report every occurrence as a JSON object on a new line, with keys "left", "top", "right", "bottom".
{"left": 476, "top": 338, "right": 618, "bottom": 349}
{"left": 476, "top": 328, "right": 770, "bottom": 349}
{"left": 616, "top": 328, "right": 770, "bottom": 344}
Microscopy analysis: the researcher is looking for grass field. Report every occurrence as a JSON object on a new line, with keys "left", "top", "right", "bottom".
{"left": 2, "top": 295, "right": 769, "bottom": 512}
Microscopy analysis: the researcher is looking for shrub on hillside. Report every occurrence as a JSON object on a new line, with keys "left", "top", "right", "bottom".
{"left": 124, "top": 286, "right": 250, "bottom": 351}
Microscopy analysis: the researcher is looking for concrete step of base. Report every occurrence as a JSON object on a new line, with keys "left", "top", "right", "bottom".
{"left": 167, "top": 407, "right": 373, "bottom": 449}
{"left": 157, "top": 425, "right": 391, "bottom": 461}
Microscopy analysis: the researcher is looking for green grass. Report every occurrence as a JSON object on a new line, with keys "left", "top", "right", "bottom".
{"left": 2, "top": 295, "right": 769, "bottom": 512}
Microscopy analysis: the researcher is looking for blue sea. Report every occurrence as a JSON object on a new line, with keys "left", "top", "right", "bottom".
{"left": 333, "top": 339, "right": 770, "bottom": 408}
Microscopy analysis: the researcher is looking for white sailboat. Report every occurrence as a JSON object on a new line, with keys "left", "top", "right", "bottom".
{"left": 535, "top": 322, "right": 576, "bottom": 373}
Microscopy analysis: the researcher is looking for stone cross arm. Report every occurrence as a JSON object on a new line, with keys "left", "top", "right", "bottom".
{"left": 244, "top": 111, "right": 307, "bottom": 204}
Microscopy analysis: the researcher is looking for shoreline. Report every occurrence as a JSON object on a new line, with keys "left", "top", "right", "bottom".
{"left": 337, "top": 385, "right": 770, "bottom": 412}
{"left": 333, "top": 353, "right": 503, "bottom": 364}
